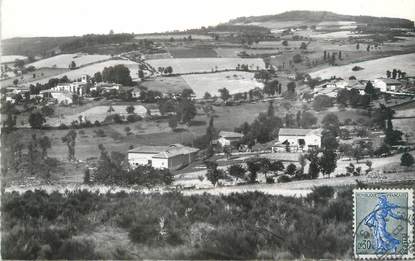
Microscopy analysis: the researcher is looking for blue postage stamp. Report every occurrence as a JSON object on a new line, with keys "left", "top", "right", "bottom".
{"left": 354, "top": 189, "right": 413, "bottom": 259}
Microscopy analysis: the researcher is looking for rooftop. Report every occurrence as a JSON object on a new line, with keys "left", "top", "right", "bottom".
{"left": 278, "top": 128, "right": 322, "bottom": 136}
{"left": 219, "top": 131, "right": 244, "bottom": 139}
{"left": 376, "top": 78, "right": 402, "bottom": 85}
{"left": 128, "top": 144, "right": 199, "bottom": 159}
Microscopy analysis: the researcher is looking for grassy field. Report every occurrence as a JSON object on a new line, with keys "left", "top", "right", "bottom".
{"left": 1, "top": 55, "right": 27, "bottom": 63}
{"left": 140, "top": 76, "right": 190, "bottom": 93}
{"left": 1, "top": 68, "right": 69, "bottom": 87}
{"left": 27, "top": 53, "right": 111, "bottom": 68}
{"left": 309, "top": 53, "right": 415, "bottom": 80}
{"left": 182, "top": 71, "right": 264, "bottom": 98}
{"left": 134, "top": 34, "right": 213, "bottom": 40}
{"left": 167, "top": 47, "right": 218, "bottom": 58}
{"left": 46, "top": 105, "right": 149, "bottom": 126}
{"left": 146, "top": 58, "right": 265, "bottom": 74}
{"left": 29, "top": 59, "right": 139, "bottom": 84}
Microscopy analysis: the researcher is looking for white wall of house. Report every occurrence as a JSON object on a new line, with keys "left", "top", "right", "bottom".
{"left": 278, "top": 134, "right": 321, "bottom": 148}
{"left": 51, "top": 92, "right": 73, "bottom": 104}
{"left": 151, "top": 157, "right": 169, "bottom": 169}
{"left": 128, "top": 152, "right": 155, "bottom": 167}
{"left": 373, "top": 80, "right": 387, "bottom": 92}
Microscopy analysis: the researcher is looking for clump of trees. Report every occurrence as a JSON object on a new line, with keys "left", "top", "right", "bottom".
{"left": 102, "top": 65, "right": 133, "bottom": 86}
{"left": 1, "top": 187, "right": 353, "bottom": 259}
{"left": 91, "top": 144, "right": 173, "bottom": 186}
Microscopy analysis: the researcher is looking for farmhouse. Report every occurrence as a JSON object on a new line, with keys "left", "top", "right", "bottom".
{"left": 272, "top": 128, "right": 322, "bottom": 152}
{"left": 373, "top": 78, "right": 402, "bottom": 92}
{"left": 345, "top": 80, "right": 366, "bottom": 95}
{"left": 217, "top": 131, "right": 244, "bottom": 147}
{"left": 50, "top": 82, "right": 87, "bottom": 96}
{"left": 40, "top": 90, "right": 73, "bottom": 104}
{"left": 128, "top": 144, "right": 199, "bottom": 170}
{"left": 90, "top": 82, "right": 121, "bottom": 93}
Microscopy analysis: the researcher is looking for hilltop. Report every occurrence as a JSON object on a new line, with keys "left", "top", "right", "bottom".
{"left": 228, "top": 10, "right": 414, "bottom": 28}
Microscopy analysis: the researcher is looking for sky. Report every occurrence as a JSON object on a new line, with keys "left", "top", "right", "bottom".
{"left": 1, "top": 0, "right": 415, "bottom": 39}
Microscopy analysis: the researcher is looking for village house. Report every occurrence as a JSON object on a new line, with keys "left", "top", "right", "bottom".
{"left": 272, "top": 128, "right": 322, "bottom": 152}
{"left": 373, "top": 78, "right": 402, "bottom": 92}
{"left": 90, "top": 82, "right": 121, "bottom": 93}
{"left": 217, "top": 131, "right": 244, "bottom": 147}
{"left": 128, "top": 144, "right": 199, "bottom": 170}
{"left": 345, "top": 79, "right": 366, "bottom": 95}
{"left": 49, "top": 82, "right": 87, "bottom": 96}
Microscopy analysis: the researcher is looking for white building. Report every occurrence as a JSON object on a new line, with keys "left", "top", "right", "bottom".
{"left": 217, "top": 131, "right": 244, "bottom": 147}
{"left": 272, "top": 128, "right": 322, "bottom": 152}
{"left": 128, "top": 144, "right": 199, "bottom": 170}
{"left": 373, "top": 78, "right": 402, "bottom": 92}
{"left": 90, "top": 82, "right": 121, "bottom": 93}
{"left": 50, "top": 82, "right": 86, "bottom": 96}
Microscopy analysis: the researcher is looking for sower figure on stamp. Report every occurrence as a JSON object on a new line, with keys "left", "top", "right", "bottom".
{"left": 364, "top": 194, "right": 404, "bottom": 254}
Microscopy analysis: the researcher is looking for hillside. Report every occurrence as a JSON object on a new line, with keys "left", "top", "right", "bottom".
{"left": 228, "top": 10, "right": 414, "bottom": 28}
{"left": 1, "top": 36, "right": 76, "bottom": 57}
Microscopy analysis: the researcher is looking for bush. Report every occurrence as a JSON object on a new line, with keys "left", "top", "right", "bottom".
{"left": 277, "top": 175, "right": 291, "bottom": 183}
{"left": 292, "top": 54, "right": 303, "bottom": 63}
{"left": 127, "top": 114, "right": 142, "bottom": 123}
{"left": 266, "top": 177, "right": 275, "bottom": 184}
{"left": 58, "top": 123, "right": 68, "bottom": 130}
{"left": 94, "top": 120, "right": 101, "bottom": 127}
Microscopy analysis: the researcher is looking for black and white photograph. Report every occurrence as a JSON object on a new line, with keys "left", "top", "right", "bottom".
{"left": 1, "top": 0, "right": 415, "bottom": 259}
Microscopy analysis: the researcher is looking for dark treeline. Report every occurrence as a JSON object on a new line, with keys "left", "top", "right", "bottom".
{"left": 2, "top": 187, "right": 352, "bottom": 260}
{"left": 60, "top": 33, "right": 135, "bottom": 52}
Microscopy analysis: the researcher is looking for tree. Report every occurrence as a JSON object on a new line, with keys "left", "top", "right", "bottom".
{"left": 292, "top": 54, "right": 303, "bottom": 63}
{"left": 364, "top": 81, "right": 376, "bottom": 101}
{"left": 300, "top": 111, "right": 317, "bottom": 128}
{"left": 14, "top": 59, "right": 25, "bottom": 69}
{"left": 282, "top": 40, "right": 288, "bottom": 46}
{"left": 269, "top": 160, "right": 284, "bottom": 175}
{"left": 176, "top": 99, "right": 196, "bottom": 125}
{"left": 94, "top": 72, "right": 103, "bottom": 82}
{"left": 287, "top": 81, "right": 296, "bottom": 93}
{"left": 29, "top": 112, "right": 46, "bottom": 129}
{"left": 205, "top": 161, "right": 221, "bottom": 186}
{"left": 204, "top": 92, "right": 212, "bottom": 99}
{"left": 319, "top": 150, "right": 337, "bottom": 178}
{"left": 286, "top": 163, "right": 297, "bottom": 175}
{"left": 336, "top": 89, "right": 350, "bottom": 106}
{"left": 298, "top": 154, "right": 307, "bottom": 174}
{"left": 356, "top": 43, "right": 360, "bottom": 50}
{"left": 300, "top": 42, "right": 307, "bottom": 49}
{"left": 84, "top": 168, "right": 91, "bottom": 184}
{"left": 107, "top": 105, "right": 115, "bottom": 114}
{"left": 267, "top": 101, "right": 275, "bottom": 118}
{"left": 61, "top": 130, "right": 77, "bottom": 161}
{"left": 69, "top": 61, "right": 77, "bottom": 69}
{"left": 218, "top": 88, "right": 231, "bottom": 101}
{"left": 246, "top": 158, "right": 261, "bottom": 183}
{"left": 39, "top": 136, "right": 51, "bottom": 159}
{"left": 41, "top": 106, "right": 54, "bottom": 117}
{"left": 307, "top": 150, "right": 320, "bottom": 179}
{"left": 126, "top": 105, "right": 135, "bottom": 114}
{"left": 228, "top": 164, "right": 246, "bottom": 182}
{"left": 321, "top": 131, "right": 339, "bottom": 151}
{"left": 124, "top": 126, "right": 131, "bottom": 135}
{"left": 102, "top": 65, "right": 133, "bottom": 85}
{"left": 138, "top": 70, "right": 145, "bottom": 80}
{"left": 386, "top": 70, "right": 391, "bottom": 78}
{"left": 168, "top": 115, "right": 178, "bottom": 131}
{"left": 322, "top": 113, "right": 340, "bottom": 136}
{"left": 313, "top": 95, "right": 333, "bottom": 111}
{"left": 401, "top": 152, "right": 414, "bottom": 167}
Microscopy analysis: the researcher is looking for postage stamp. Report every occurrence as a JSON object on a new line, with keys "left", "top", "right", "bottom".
{"left": 354, "top": 189, "right": 414, "bottom": 259}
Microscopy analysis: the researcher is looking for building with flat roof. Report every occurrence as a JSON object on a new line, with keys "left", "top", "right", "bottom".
{"left": 127, "top": 144, "right": 199, "bottom": 170}
{"left": 272, "top": 128, "right": 322, "bottom": 152}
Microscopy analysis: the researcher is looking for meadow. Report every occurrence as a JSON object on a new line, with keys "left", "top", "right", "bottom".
{"left": 146, "top": 58, "right": 265, "bottom": 74}
{"left": 1, "top": 55, "right": 28, "bottom": 63}
{"left": 1, "top": 68, "right": 68, "bottom": 87}
{"left": 29, "top": 59, "right": 140, "bottom": 84}
{"left": 182, "top": 71, "right": 264, "bottom": 98}
{"left": 167, "top": 47, "right": 218, "bottom": 58}
{"left": 27, "top": 53, "right": 111, "bottom": 69}
{"left": 134, "top": 34, "right": 213, "bottom": 40}
{"left": 46, "top": 105, "right": 148, "bottom": 126}
{"left": 309, "top": 53, "right": 415, "bottom": 80}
